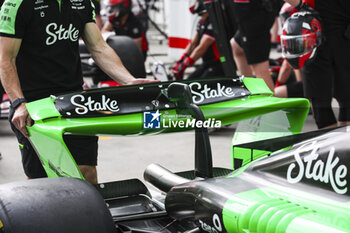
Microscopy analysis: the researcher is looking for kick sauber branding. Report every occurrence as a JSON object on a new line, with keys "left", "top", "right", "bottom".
{"left": 143, "top": 110, "right": 221, "bottom": 129}
{"left": 286, "top": 141, "right": 348, "bottom": 195}
{"left": 46, "top": 23, "right": 79, "bottom": 45}
{"left": 55, "top": 79, "right": 248, "bottom": 118}
{"left": 199, "top": 214, "right": 223, "bottom": 233}
{"left": 189, "top": 82, "right": 238, "bottom": 105}
{"left": 70, "top": 94, "right": 120, "bottom": 115}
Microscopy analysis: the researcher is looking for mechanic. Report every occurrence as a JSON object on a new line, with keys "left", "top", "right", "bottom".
{"left": 283, "top": 0, "right": 350, "bottom": 128}
{"left": 274, "top": 60, "right": 303, "bottom": 98}
{"left": 230, "top": 0, "right": 283, "bottom": 91}
{"left": 0, "top": 0, "right": 155, "bottom": 184}
{"left": 102, "top": 0, "right": 149, "bottom": 61}
{"left": 274, "top": 2, "right": 304, "bottom": 98}
{"left": 171, "top": 0, "right": 224, "bottom": 80}
{"left": 131, "top": 0, "right": 149, "bottom": 31}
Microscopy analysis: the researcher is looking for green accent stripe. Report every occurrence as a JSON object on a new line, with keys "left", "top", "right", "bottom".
{"left": 57, "top": 0, "right": 61, "bottom": 12}
{"left": 0, "top": 0, "right": 23, "bottom": 35}
{"left": 18, "top": 143, "right": 24, "bottom": 149}
{"left": 90, "top": 0, "right": 96, "bottom": 21}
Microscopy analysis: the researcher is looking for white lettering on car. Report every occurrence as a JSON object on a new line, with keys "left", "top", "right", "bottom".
{"left": 46, "top": 23, "right": 79, "bottom": 45}
{"left": 286, "top": 141, "right": 348, "bottom": 194}
{"left": 189, "top": 82, "right": 236, "bottom": 104}
{"left": 199, "top": 214, "right": 222, "bottom": 233}
{"left": 70, "top": 94, "right": 120, "bottom": 115}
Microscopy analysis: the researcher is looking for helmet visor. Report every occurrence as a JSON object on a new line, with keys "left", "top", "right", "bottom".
{"left": 281, "top": 33, "right": 318, "bottom": 58}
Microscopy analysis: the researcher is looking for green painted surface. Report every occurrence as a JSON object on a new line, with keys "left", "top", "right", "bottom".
{"left": 230, "top": 96, "right": 309, "bottom": 169}
{"left": 57, "top": 0, "right": 61, "bottom": 12}
{"left": 222, "top": 187, "right": 350, "bottom": 233}
{"left": 28, "top": 97, "right": 60, "bottom": 121}
{"left": 0, "top": 0, "right": 23, "bottom": 35}
{"left": 243, "top": 77, "right": 273, "bottom": 96}
{"left": 90, "top": 0, "right": 96, "bottom": 21}
{"left": 26, "top": 78, "right": 309, "bottom": 180}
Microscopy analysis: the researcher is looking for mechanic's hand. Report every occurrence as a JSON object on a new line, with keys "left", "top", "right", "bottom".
{"left": 176, "top": 53, "right": 189, "bottom": 64}
{"left": 11, "top": 103, "right": 32, "bottom": 138}
{"left": 296, "top": 1, "right": 320, "bottom": 18}
{"left": 171, "top": 62, "right": 184, "bottom": 79}
{"left": 172, "top": 66, "right": 185, "bottom": 79}
{"left": 296, "top": 1, "right": 314, "bottom": 12}
{"left": 171, "top": 56, "right": 195, "bottom": 79}
{"left": 125, "top": 79, "right": 160, "bottom": 85}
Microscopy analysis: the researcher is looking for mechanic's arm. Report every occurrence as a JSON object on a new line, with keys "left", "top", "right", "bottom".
{"left": 284, "top": 0, "right": 300, "bottom": 7}
{"left": 184, "top": 32, "right": 199, "bottom": 56}
{"left": 0, "top": 37, "right": 31, "bottom": 137}
{"left": 83, "top": 23, "right": 154, "bottom": 85}
{"left": 171, "top": 34, "right": 213, "bottom": 79}
{"left": 188, "top": 34, "right": 214, "bottom": 62}
{"left": 284, "top": 0, "right": 315, "bottom": 11}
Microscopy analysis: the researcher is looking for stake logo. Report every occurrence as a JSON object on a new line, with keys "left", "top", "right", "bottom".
{"left": 189, "top": 82, "right": 237, "bottom": 104}
{"left": 286, "top": 141, "right": 348, "bottom": 194}
{"left": 143, "top": 110, "right": 161, "bottom": 129}
{"left": 199, "top": 214, "right": 222, "bottom": 233}
{"left": 70, "top": 94, "right": 120, "bottom": 115}
{"left": 46, "top": 23, "right": 79, "bottom": 45}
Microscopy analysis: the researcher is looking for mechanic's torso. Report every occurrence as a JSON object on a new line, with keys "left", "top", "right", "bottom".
{"left": 0, "top": 0, "right": 94, "bottom": 100}
{"left": 311, "top": 0, "right": 350, "bottom": 35}
{"left": 197, "top": 18, "right": 220, "bottom": 64}
{"left": 111, "top": 13, "right": 148, "bottom": 51}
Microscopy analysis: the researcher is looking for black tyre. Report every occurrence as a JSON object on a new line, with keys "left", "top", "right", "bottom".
{"left": 0, "top": 178, "right": 116, "bottom": 233}
{"left": 107, "top": 35, "right": 146, "bottom": 78}
{"left": 80, "top": 35, "right": 146, "bottom": 84}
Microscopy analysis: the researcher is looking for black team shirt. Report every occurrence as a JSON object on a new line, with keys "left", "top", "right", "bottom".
{"left": 196, "top": 17, "right": 220, "bottom": 65}
{"left": 305, "top": 0, "right": 350, "bottom": 35}
{"left": 110, "top": 13, "right": 148, "bottom": 53}
{"left": 0, "top": 0, "right": 95, "bottom": 101}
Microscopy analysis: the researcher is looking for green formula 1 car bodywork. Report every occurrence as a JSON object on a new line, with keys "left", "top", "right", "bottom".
{"left": 1, "top": 77, "right": 349, "bottom": 233}
{"left": 25, "top": 77, "right": 308, "bottom": 179}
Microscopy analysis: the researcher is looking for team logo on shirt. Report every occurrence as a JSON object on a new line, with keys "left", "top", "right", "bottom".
{"left": 70, "top": 0, "right": 85, "bottom": 10}
{"left": 45, "top": 23, "right": 79, "bottom": 45}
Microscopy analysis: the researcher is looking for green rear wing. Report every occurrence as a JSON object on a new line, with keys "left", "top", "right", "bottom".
{"left": 26, "top": 78, "right": 309, "bottom": 178}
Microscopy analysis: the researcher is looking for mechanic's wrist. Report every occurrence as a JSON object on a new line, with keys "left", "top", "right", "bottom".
{"left": 183, "top": 56, "right": 195, "bottom": 67}
{"left": 178, "top": 53, "right": 189, "bottom": 63}
{"left": 11, "top": 97, "right": 27, "bottom": 110}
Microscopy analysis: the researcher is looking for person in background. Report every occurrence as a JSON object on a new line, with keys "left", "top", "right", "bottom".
{"left": 132, "top": 0, "right": 149, "bottom": 31}
{"left": 274, "top": 60, "right": 303, "bottom": 97}
{"left": 283, "top": 0, "right": 350, "bottom": 129}
{"left": 171, "top": 0, "right": 224, "bottom": 80}
{"left": 230, "top": 0, "right": 282, "bottom": 91}
{"left": 102, "top": 0, "right": 149, "bottom": 61}
{"left": 270, "top": 18, "right": 280, "bottom": 49}
{"left": 0, "top": 0, "right": 155, "bottom": 184}
{"left": 274, "top": 2, "right": 304, "bottom": 98}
